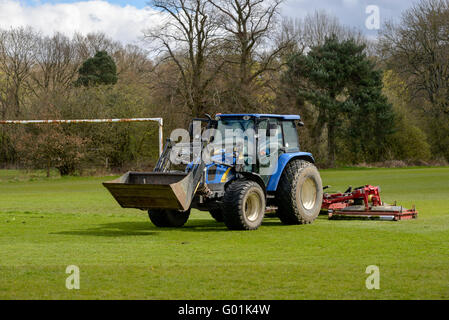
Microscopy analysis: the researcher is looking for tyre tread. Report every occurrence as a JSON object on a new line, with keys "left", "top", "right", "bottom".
{"left": 223, "top": 180, "right": 264, "bottom": 230}
{"left": 276, "top": 160, "right": 318, "bottom": 225}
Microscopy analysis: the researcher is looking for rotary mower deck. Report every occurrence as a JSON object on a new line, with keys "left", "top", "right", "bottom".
{"left": 322, "top": 185, "right": 418, "bottom": 221}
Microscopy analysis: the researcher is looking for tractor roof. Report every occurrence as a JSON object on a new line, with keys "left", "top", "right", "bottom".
{"left": 217, "top": 114, "right": 301, "bottom": 120}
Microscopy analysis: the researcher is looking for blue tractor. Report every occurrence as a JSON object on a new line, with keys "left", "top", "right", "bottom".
{"left": 104, "top": 114, "right": 323, "bottom": 230}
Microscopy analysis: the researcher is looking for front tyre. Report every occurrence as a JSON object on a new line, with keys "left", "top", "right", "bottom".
{"left": 148, "top": 209, "right": 190, "bottom": 228}
{"left": 276, "top": 160, "right": 323, "bottom": 225}
{"left": 223, "top": 180, "right": 265, "bottom": 230}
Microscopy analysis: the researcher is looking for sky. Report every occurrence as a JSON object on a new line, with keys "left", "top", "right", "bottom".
{"left": 0, "top": 0, "right": 415, "bottom": 44}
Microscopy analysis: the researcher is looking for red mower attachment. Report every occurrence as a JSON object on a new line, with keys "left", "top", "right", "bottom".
{"left": 322, "top": 185, "right": 418, "bottom": 221}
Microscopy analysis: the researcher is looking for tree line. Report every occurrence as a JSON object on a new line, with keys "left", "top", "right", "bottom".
{"left": 0, "top": 0, "right": 447, "bottom": 175}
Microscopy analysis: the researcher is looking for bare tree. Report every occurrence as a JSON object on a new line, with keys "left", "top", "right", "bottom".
{"left": 281, "top": 10, "right": 366, "bottom": 54}
{"left": 0, "top": 27, "right": 38, "bottom": 164}
{"left": 0, "top": 27, "right": 37, "bottom": 118}
{"left": 73, "top": 33, "right": 151, "bottom": 84}
{"left": 31, "top": 33, "right": 80, "bottom": 95}
{"left": 73, "top": 32, "right": 122, "bottom": 61}
{"left": 379, "top": 0, "right": 449, "bottom": 116}
{"left": 209, "top": 0, "right": 287, "bottom": 111}
{"left": 303, "top": 10, "right": 362, "bottom": 47}
{"left": 143, "top": 0, "right": 224, "bottom": 117}
{"left": 114, "top": 44, "right": 153, "bottom": 84}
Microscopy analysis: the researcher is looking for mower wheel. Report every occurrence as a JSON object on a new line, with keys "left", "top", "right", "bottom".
{"left": 276, "top": 160, "right": 323, "bottom": 225}
{"left": 148, "top": 209, "right": 190, "bottom": 228}
{"left": 208, "top": 209, "right": 224, "bottom": 222}
{"left": 223, "top": 180, "right": 265, "bottom": 230}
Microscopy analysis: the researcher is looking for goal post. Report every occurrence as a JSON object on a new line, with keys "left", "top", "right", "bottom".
{"left": 0, "top": 117, "right": 164, "bottom": 156}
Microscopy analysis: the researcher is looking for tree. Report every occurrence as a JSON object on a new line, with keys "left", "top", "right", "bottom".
{"left": 144, "top": 0, "right": 224, "bottom": 117}
{"left": 0, "top": 27, "right": 37, "bottom": 117}
{"left": 76, "top": 51, "right": 118, "bottom": 87}
{"left": 74, "top": 32, "right": 121, "bottom": 62}
{"left": 379, "top": 0, "right": 449, "bottom": 160}
{"left": 284, "top": 10, "right": 365, "bottom": 51}
{"left": 380, "top": 0, "right": 449, "bottom": 115}
{"left": 0, "top": 29, "right": 161, "bottom": 173}
{"left": 285, "top": 36, "right": 395, "bottom": 166}
{"left": 32, "top": 33, "right": 80, "bottom": 94}
{"left": 14, "top": 124, "right": 88, "bottom": 177}
{"left": 114, "top": 44, "right": 153, "bottom": 85}
{"left": 209, "top": 0, "right": 287, "bottom": 111}
{"left": 383, "top": 70, "right": 431, "bottom": 162}
{"left": 344, "top": 67, "right": 396, "bottom": 163}
{"left": 0, "top": 27, "right": 37, "bottom": 164}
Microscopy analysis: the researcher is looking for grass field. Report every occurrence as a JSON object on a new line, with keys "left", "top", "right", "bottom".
{"left": 0, "top": 167, "right": 448, "bottom": 300}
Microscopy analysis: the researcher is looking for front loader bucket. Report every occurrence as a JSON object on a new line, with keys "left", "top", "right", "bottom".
{"left": 103, "top": 171, "right": 197, "bottom": 211}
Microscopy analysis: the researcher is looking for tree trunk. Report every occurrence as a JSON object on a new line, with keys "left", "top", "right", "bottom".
{"left": 47, "top": 159, "right": 51, "bottom": 178}
{"left": 328, "top": 122, "right": 336, "bottom": 168}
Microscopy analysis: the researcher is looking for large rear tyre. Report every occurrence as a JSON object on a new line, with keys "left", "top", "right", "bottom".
{"left": 148, "top": 209, "right": 190, "bottom": 228}
{"left": 276, "top": 160, "right": 323, "bottom": 225}
{"left": 223, "top": 180, "right": 265, "bottom": 230}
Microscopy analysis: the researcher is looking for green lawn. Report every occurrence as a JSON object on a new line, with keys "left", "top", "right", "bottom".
{"left": 0, "top": 167, "right": 448, "bottom": 299}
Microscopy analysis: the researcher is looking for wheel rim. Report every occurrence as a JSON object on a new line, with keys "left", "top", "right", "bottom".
{"left": 244, "top": 191, "right": 262, "bottom": 222}
{"left": 301, "top": 177, "right": 317, "bottom": 210}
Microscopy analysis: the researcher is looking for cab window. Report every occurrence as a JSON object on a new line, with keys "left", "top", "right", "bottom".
{"left": 282, "top": 121, "right": 300, "bottom": 152}
{"left": 258, "top": 119, "right": 283, "bottom": 155}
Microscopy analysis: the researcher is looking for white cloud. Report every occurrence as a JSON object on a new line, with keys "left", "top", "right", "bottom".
{"left": 0, "top": 0, "right": 414, "bottom": 43}
{"left": 342, "top": 0, "right": 358, "bottom": 8}
{"left": 0, "top": 0, "right": 162, "bottom": 44}
{"left": 282, "top": 0, "right": 412, "bottom": 37}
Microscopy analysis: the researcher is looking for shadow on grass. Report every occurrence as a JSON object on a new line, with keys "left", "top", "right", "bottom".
{"left": 53, "top": 221, "right": 159, "bottom": 237}
{"left": 52, "top": 214, "right": 325, "bottom": 237}
{"left": 182, "top": 216, "right": 293, "bottom": 230}
{"left": 53, "top": 219, "right": 229, "bottom": 237}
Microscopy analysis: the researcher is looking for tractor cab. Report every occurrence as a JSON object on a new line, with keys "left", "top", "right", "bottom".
{"left": 206, "top": 114, "right": 305, "bottom": 183}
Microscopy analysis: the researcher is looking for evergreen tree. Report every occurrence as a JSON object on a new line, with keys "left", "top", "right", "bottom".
{"left": 285, "top": 36, "right": 395, "bottom": 166}
{"left": 76, "top": 51, "right": 118, "bottom": 87}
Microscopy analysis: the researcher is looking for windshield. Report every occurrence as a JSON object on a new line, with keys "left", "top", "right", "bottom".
{"left": 213, "top": 118, "right": 255, "bottom": 163}
{"left": 216, "top": 118, "right": 255, "bottom": 141}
